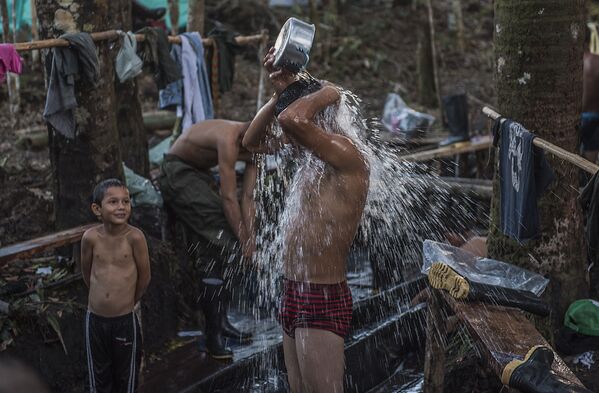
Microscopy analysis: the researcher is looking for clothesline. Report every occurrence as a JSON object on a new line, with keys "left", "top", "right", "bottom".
{"left": 12, "top": 30, "right": 266, "bottom": 52}
{"left": 482, "top": 106, "right": 599, "bottom": 175}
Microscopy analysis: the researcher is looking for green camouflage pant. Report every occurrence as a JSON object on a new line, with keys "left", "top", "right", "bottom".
{"left": 158, "top": 154, "right": 238, "bottom": 278}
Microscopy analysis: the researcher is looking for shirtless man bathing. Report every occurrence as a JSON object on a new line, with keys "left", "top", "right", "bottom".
{"left": 243, "top": 47, "right": 370, "bottom": 393}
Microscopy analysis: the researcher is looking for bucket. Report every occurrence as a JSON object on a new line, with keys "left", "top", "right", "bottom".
{"left": 273, "top": 17, "right": 316, "bottom": 73}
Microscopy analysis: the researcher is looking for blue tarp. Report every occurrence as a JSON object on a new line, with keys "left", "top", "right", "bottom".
{"left": 0, "top": 0, "right": 189, "bottom": 36}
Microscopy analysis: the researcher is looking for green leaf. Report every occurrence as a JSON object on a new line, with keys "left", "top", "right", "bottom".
{"left": 47, "top": 315, "right": 68, "bottom": 355}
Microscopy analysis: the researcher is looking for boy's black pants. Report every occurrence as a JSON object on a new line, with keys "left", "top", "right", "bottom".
{"left": 85, "top": 311, "right": 142, "bottom": 393}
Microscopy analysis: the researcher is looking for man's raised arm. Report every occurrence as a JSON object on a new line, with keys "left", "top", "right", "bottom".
{"left": 278, "top": 84, "right": 367, "bottom": 173}
{"left": 218, "top": 136, "right": 249, "bottom": 247}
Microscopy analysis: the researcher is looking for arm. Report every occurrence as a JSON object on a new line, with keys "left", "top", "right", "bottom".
{"left": 80, "top": 230, "right": 94, "bottom": 288}
{"left": 241, "top": 160, "right": 257, "bottom": 256}
{"left": 131, "top": 229, "right": 151, "bottom": 304}
{"left": 242, "top": 96, "right": 284, "bottom": 154}
{"left": 278, "top": 85, "right": 367, "bottom": 172}
{"left": 218, "top": 136, "right": 249, "bottom": 246}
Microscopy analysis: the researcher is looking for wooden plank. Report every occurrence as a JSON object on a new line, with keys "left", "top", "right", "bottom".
{"left": 399, "top": 135, "right": 492, "bottom": 162}
{"left": 0, "top": 223, "right": 98, "bottom": 266}
{"left": 439, "top": 291, "right": 584, "bottom": 388}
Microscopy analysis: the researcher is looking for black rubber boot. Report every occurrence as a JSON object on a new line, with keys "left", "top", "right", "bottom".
{"left": 439, "top": 94, "right": 470, "bottom": 147}
{"left": 502, "top": 345, "right": 593, "bottom": 393}
{"left": 427, "top": 262, "right": 550, "bottom": 316}
{"left": 199, "top": 283, "right": 233, "bottom": 360}
{"left": 220, "top": 314, "right": 253, "bottom": 343}
{"left": 218, "top": 286, "right": 253, "bottom": 343}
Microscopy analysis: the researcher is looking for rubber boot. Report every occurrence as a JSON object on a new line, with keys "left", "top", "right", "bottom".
{"left": 199, "top": 283, "right": 233, "bottom": 360}
{"left": 427, "top": 262, "right": 550, "bottom": 316}
{"left": 501, "top": 345, "right": 593, "bottom": 393}
{"left": 439, "top": 94, "right": 470, "bottom": 147}
{"left": 218, "top": 287, "right": 253, "bottom": 343}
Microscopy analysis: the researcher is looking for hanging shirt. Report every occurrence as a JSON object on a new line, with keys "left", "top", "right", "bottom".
{"left": 0, "top": 44, "right": 22, "bottom": 83}
{"left": 495, "top": 119, "right": 555, "bottom": 242}
{"left": 207, "top": 24, "right": 241, "bottom": 94}
{"left": 158, "top": 43, "right": 183, "bottom": 109}
{"left": 43, "top": 33, "right": 99, "bottom": 139}
{"left": 183, "top": 32, "right": 214, "bottom": 120}
{"left": 136, "top": 27, "right": 181, "bottom": 90}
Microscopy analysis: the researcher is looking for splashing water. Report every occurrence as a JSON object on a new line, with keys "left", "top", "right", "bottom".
{"left": 248, "top": 76, "right": 478, "bottom": 311}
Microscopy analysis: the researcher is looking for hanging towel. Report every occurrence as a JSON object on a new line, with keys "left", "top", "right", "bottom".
{"left": 207, "top": 24, "right": 241, "bottom": 94}
{"left": 493, "top": 118, "right": 555, "bottom": 242}
{"left": 43, "top": 32, "right": 99, "bottom": 139}
{"left": 0, "top": 44, "right": 22, "bottom": 83}
{"left": 158, "top": 43, "right": 183, "bottom": 109}
{"left": 183, "top": 32, "right": 214, "bottom": 121}
{"left": 179, "top": 35, "right": 205, "bottom": 132}
{"left": 136, "top": 27, "right": 181, "bottom": 89}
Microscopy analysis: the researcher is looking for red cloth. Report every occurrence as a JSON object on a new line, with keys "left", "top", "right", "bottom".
{"left": 279, "top": 279, "right": 353, "bottom": 339}
{"left": 0, "top": 44, "right": 22, "bottom": 83}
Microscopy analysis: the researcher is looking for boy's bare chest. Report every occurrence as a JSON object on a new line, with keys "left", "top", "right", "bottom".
{"left": 93, "top": 238, "right": 134, "bottom": 267}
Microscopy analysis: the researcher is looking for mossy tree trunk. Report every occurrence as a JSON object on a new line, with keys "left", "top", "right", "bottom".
{"left": 114, "top": 0, "right": 149, "bottom": 177}
{"left": 36, "top": 0, "right": 124, "bottom": 230}
{"left": 489, "top": 0, "right": 587, "bottom": 337}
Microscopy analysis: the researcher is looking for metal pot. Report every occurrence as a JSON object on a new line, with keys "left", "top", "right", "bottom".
{"left": 273, "top": 17, "right": 316, "bottom": 73}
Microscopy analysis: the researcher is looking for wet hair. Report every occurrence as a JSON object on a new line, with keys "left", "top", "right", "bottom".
{"left": 92, "top": 178, "right": 126, "bottom": 205}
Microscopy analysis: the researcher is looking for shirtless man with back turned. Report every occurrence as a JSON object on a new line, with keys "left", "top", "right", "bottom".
{"left": 158, "top": 119, "right": 255, "bottom": 359}
{"left": 243, "top": 47, "right": 370, "bottom": 393}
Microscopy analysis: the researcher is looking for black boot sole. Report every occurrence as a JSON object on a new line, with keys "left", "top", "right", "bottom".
{"left": 501, "top": 345, "right": 553, "bottom": 385}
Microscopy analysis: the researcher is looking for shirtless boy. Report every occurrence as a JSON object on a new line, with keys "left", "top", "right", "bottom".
{"left": 81, "top": 179, "right": 151, "bottom": 393}
{"left": 243, "top": 48, "right": 370, "bottom": 392}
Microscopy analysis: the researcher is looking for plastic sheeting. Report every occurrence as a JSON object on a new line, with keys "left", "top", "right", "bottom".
{"left": 123, "top": 163, "right": 163, "bottom": 207}
{"left": 421, "top": 240, "right": 549, "bottom": 296}
{"left": 382, "top": 93, "right": 435, "bottom": 139}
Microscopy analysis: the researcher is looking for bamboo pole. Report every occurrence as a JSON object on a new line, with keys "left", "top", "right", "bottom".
{"left": 482, "top": 106, "right": 599, "bottom": 175}
{"left": 256, "top": 30, "right": 268, "bottom": 112}
{"left": 13, "top": 30, "right": 265, "bottom": 52}
{"left": 426, "top": 0, "right": 443, "bottom": 112}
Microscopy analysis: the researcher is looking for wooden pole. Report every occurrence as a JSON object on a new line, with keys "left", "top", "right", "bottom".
{"left": 168, "top": 0, "right": 179, "bottom": 36}
{"left": 423, "top": 290, "right": 446, "bottom": 393}
{"left": 256, "top": 31, "right": 268, "bottom": 112}
{"left": 0, "top": 0, "right": 19, "bottom": 120}
{"left": 426, "top": 0, "right": 443, "bottom": 112}
{"left": 13, "top": 30, "right": 264, "bottom": 51}
{"left": 187, "top": 0, "right": 205, "bottom": 35}
{"left": 452, "top": 0, "right": 465, "bottom": 53}
{"left": 482, "top": 107, "right": 599, "bottom": 175}
{"left": 30, "top": 0, "right": 39, "bottom": 64}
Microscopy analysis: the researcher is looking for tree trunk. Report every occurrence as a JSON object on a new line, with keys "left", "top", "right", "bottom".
{"left": 114, "top": 0, "right": 149, "bottom": 177}
{"left": 187, "top": 0, "right": 205, "bottom": 35}
{"left": 36, "top": 0, "right": 124, "bottom": 230}
{"left": 489, "top": 0, "right": 587, "bottom": 337}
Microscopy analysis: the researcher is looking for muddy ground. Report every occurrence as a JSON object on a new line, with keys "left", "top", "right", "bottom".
{"left": 5, "top": 1, "right": 598, "bottom": 393}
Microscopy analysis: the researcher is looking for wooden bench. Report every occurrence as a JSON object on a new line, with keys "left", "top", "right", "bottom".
{"left": 0, "top": 223, "right": 97, "bottom": 268}
{"left": 425, "top": 289, "right": 586, "bottom": 391}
